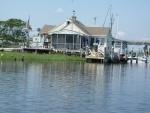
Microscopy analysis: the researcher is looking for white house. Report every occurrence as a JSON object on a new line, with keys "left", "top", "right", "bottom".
{"left": 36, "top": 15, "right": 113, "bottom": 57}
{"left": 31, "top": 25, "right": 55, "bottom": 48}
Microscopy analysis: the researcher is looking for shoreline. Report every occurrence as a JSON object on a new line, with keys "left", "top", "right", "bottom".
{"left": 0, "top": 52, "right": 86, "bottom": 61}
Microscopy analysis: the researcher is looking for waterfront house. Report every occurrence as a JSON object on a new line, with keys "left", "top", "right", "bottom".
{"left": 36, "top": 15, "right": 113, "bottom": 57}
{"left": 32, "top": 25, "right": 55, "bottom": 48}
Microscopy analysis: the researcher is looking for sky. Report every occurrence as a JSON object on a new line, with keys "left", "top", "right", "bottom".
{"left": 0, "top": 0, "right": 150, "bottom": 40}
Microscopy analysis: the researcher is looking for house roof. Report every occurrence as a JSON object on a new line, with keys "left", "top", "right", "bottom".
{"left": 72, "top": 19, "right": 110, "bottom": 36}
{"left": 72, "top": 19, "right": 90, "bottom": 35}
{"left": 85, "top": 27, "right": 110, "bottom": 36}
{"left": 39, "top": 25, "right": 55, "bottom": 34}
{"left": 40, "top": 18, "right": 110, "bottom": 36}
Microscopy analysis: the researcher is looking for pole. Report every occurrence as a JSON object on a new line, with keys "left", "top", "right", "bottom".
{"left": 136, "top": 49, "right": 138, "bottom": 63}
{"left": 80, "top": 35, "right": 82, "bottom": 57}
{"left": 131, "top": 49, "right": 133, "bottom": 63}
{"left": 111, "top": 47, "right": 114, "bottom": 62}
{"left": 118, "top": 48, "right": 120, "bottom": 61}
{"left": 125, "top": 48, "right": 127, "bottom": 61}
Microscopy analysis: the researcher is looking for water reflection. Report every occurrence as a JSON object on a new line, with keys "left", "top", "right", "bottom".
{"left": 0, "top": 61, "right": 150, "bottom": 113}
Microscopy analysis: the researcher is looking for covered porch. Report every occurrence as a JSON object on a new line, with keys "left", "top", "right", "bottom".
{"left": 50, "top": 34, "right": 89, "bottom": 51}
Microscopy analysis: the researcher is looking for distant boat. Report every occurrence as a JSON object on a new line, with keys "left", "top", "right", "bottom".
{"left": 138, "top": 56, "right": 149, "bottom": 63}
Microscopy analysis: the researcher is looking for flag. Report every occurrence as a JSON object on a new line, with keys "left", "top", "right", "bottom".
{"left": 83, "top": 36, "right": 88, "bottom": 42}
{"left": 26, "top": 16, "right": 30, "bottom": 28}
{"left": 26, "top": 19, "right": 29, "bottom": 28}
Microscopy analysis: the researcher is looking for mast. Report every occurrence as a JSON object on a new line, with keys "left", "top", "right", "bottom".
{"left": 103, "top": 5, "right": 112, "bottom": 27}
{"left": 116, "top": 15, "right": 119, "bottom": 38}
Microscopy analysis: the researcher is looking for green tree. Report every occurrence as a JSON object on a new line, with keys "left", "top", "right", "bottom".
{"left": 0, "top": 18, "right": 32, "bottom": 47}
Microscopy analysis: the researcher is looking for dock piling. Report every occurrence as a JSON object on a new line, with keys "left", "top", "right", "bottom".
{"left": 136, "top": 49, "right": 138, "bottom": 63}
{"left": 118, "top": 48, "right": 120, "bottom": 61}
{"left": 125, "top": 49, "right": 127, "bottom": 61}
{"left": 131, "top": 49, "right": 133, "bottom": 63}
{"left": 111, "top": 47, "right": 114, "bottom": 62}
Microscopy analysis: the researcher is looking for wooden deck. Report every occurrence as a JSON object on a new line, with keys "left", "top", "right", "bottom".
{"left": 0, "top": 48, "right": 23, "bottom": 52}
{"left": 85, "top": 56, "right": 104, "bottom": 59}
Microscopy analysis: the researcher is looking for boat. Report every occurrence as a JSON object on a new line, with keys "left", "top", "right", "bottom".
{"left": 113, "top": 38, "right": 128, "bottom": 61}
{"left": 138, "top": 56, "right": 149, "bottom": 63}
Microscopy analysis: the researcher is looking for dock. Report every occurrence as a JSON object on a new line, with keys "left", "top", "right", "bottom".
{"left": 0, "top": 47, "right": 149, "bottom": 63}
{"left": 85, "top": 49, "right": 149, "bottom": 64}
{"left": 0, "top": 48, "right": 23, "bottom": 52}
{"left": 85, "top": 55, "right": 105, "bottom": 63}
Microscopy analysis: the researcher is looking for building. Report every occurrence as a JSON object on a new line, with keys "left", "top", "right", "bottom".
{"left": 35, "top": 14, "right": 113, "bottom": 57}
{"left": 32, "top": 25, "right": 55, "bottom": 48}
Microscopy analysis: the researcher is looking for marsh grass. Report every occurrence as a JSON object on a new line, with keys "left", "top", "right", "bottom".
{"left": 0, "top": 52, "right": 86, "bottom": 61}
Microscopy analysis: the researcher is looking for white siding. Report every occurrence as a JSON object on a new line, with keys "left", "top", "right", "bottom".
{"left": 33, "top": 37, "right": 41, "bottom": 43}
{"left": 50, "top": 19, "right": 88, "bottom": 35}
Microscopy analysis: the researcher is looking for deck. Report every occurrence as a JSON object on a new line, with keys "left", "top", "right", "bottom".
{"left": 85, "top": 56, "right": 104, "bottom": 60}
{"left": 0, "top": 48, "right": 23, "bottom": 52}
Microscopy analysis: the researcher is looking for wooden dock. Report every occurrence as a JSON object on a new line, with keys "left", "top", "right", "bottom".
{"left": 0, "top": 48, "right": 23, "bottom": 52}
{"left": 85, "top": 55, "right": 105, "bottom": 63}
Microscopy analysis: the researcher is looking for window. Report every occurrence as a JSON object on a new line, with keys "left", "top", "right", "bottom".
{"left": 100, "top": 38, "right": 105, "bottom": 45}
{"left": 58, "top": 34, "right": 65, "bottom": 43}
{"left": 52, "top": 34, "right": 57, "bottom": 43}
{"left": 67, "top": 21, "right": 70, "bottom": 25}
{"left": 66, "top": 35, "right": 73, "bottom": 43}
{"left": 74, "top": 35, "right": 80, "bottom": 44}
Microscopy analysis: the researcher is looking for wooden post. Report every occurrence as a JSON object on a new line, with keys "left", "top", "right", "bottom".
{"left": 145, "top": 56, "right": 148, "bottom": 63}
{"left": 111, "top": 47, "right": 114, "bottom": 62}
{"left": 138, "top": 48, "right": 140, "bottom": 57}
{"left": 136, "top": 49, "right": 138, "bottom": 63}
{"left": 118, "top": 48, "right": 120, "bottom": 61}
{"left": 80, "top": 35, "right": 82, "bottom": 57}
{"left": 49, "top": 50, "right": 51, "bottom": 54}
{"left": 86, "top": 46, "right": 88, "bottom": 56}
{"left": 63, "top": 48, "right": 65, "bottom": 55}
{"left": 131, "top": 49, "right": 133, "bottom": 63}
{"left": 80, "top": 49, "right": 82, "bottom": 57}
{"left": 35, "top": 49, "right": 37, "bottom": 54}
{"left": 104, "top": 47, "right": 106, "bottom": 58}
{"left": 145, "top": 50, "right": 148, "bottom": 63}
{"left": 125, "top": 48, "right": 127, "bottom": 61}
{"left": 22, "top": 48, "right": 24, "bottom": 53}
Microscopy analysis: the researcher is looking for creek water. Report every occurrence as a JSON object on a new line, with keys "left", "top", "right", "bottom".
{"left": 0, "top": 61, "right": 150, "bottom": 113}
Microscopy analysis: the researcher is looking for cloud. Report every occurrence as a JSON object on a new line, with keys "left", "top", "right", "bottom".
{"left": 117, "top": 31, "right": 126, "bottom": 37}
{"left": 55, "top": 8, "right": 64, "bottom": 13}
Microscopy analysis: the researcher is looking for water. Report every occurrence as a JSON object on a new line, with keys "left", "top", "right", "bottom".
{"left": 0, "top": 61, "right": 150, "bottom": 113}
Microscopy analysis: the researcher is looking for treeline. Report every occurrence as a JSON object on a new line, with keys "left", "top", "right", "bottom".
{"left": 0, "top": 18, "right": 31, "bottom": 47}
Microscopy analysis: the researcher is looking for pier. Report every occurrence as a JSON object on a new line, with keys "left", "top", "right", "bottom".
{"left": 85, "top": 45, "right": 149, "bottom": 63}
{"left": 0, "top": 48, "right": 22, "bottom": 52}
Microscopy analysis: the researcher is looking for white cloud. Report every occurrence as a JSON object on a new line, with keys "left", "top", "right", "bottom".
{"left": 117, "top": 31, "right": 126, "bottom": 37}
{"left": 55, "top": 8, "right": 64, "bottom": 13}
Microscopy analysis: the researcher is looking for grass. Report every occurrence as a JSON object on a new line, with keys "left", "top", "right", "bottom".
{"left": 0, "top": 51, "right": 86, "bottom": 61}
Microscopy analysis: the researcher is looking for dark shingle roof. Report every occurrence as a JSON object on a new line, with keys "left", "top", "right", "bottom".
{"left": 72, "top": 20, "right": 89, "bottom": 34}
{"left": 72, "top": 19, "right": 110, "bottom": 36}
{"left": 85, "top": 27, "right": 110, "bottom": 36}
{"left": 40, "top": 19, "right": 110, "bottom": 36}
{"left": 39, "top": 25, "right": 55, "bottom": 34}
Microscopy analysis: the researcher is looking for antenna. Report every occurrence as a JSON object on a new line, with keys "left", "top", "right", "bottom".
{"left": 73, "top": 10, "right": 75, "bottom": 16}
{"left": 94, "top": 17, "right": 98, "bottom": 25}
{"left": 72, "top": 0, "right": 74, "bottom": 13}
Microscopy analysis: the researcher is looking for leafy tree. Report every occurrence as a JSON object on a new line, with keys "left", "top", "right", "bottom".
{"left": 0, "top": 18, "right": 32, "bottom": 47}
